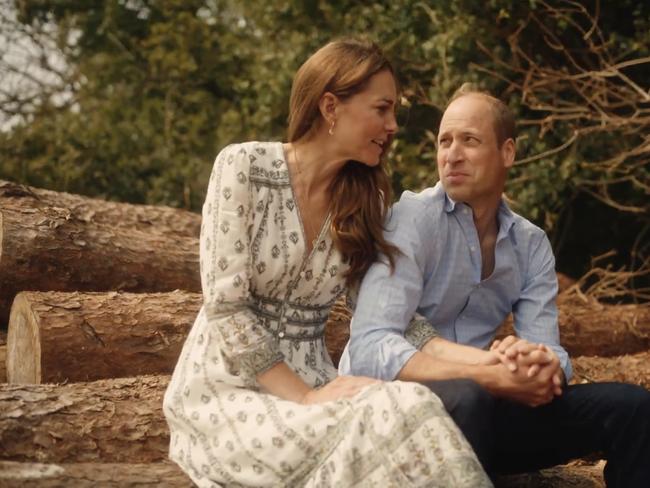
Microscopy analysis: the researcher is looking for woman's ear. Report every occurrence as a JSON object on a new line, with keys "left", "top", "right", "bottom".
{"left": 318, "top": 92, "right": 339, "bottom": 126}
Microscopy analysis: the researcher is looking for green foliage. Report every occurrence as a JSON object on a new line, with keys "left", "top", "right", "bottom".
{"left": 1, "top": 0, "right": 648, "bottom": 276}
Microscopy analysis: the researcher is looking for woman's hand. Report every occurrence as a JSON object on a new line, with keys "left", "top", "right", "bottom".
{"left": 300, "top": 375, "right": 381, "bottom": 405}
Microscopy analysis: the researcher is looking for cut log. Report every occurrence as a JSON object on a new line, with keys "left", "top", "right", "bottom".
{"left": 0, "top": 461, "right": 191, "bottom": 487}
{"left": 0, "top": 179, "right": 200, "bottom": 238}
{"left": 7, "top": 289, "right": 348, "bottom": 384}
{"left": 0, "top": 461, "right": 604, "bottom": 488}
{"left": 0, "top": 375, "right": 170, "bottom": 463}
{"left": 324, "top": 296, "right": 351, "bottom": 367}
{"left": 326, "top": 299, "right": 650, "bottom": 366}
{"left": 572, "top": 351, "right": 650, "bottom": 389}
{"left": 1, "top": 330, "right": 6, "bottom": 383}
{"left": 0, "top": 202, "right": 200, "bottom": 325}
{"left": 7, "top": 291, "right": 201, "bottom": 384}
{"left": 0, "top": 461, "right": 603, "bottom": 488}
{"left": 495, "top": 461, "right": 604, "bottom": 488}
{"left": 557, "top": 302, "right": 650, "bottom": 357}
{"left": 9, "top": 289, "right": 647, "bottom": 385}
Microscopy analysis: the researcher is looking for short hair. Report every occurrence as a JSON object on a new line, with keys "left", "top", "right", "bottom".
{"left": 448, "top": 83, "right": 516, "bottom": 146}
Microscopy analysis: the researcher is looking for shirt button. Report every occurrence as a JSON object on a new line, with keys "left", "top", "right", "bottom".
{"left": 299, "top": 271, "right": 306, "bottom": 278}
{"left": 278, "top": 331, "right": 285, "bottom": 338}
{"left": 470, "top": 246, "right": 476, "bottom": 252}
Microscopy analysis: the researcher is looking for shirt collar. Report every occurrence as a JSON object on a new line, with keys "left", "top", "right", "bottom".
{"left": 497, "top": 199, "right": 516, "bottom": 238}
{"left": 442, "top": 188, "right": 517, "bottom": 236}
{"left": 443, "top": 192, "right": 457, "bottom": 213}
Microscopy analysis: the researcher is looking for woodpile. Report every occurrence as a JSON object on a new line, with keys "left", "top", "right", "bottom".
{"left": 1, "top": 182, "right": 647, "bottom": 487}
{"left": 0, "top": 180, "right": 201, "bottom": 326}
{"left": 6, "top": 291, "right": 201, "bottom": 384}
{"left": 0, "top": 376, "right": 169, "bottom": 463}
{"left": 0, "top": 180, "right": 201, "bottom": 238}
{"left": 0, "top": 461, "right": 192, "bottom": 488}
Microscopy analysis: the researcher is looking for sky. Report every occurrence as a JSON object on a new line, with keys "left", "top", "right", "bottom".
{"left": 0, "top": 1, "right": 71, "bottom": 131}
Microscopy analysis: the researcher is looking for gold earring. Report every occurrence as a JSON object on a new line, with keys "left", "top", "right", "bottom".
{"left": 328, "top": 120, "right": 335, "bottom": 136}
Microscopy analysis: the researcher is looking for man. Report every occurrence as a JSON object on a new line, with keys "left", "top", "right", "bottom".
{"left": 339, "top": 85, "right": 650, "bottom": 487}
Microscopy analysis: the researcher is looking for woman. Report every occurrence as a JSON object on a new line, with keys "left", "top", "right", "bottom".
{"left": 163, "top": 38, "right": 491, "bottom": 487}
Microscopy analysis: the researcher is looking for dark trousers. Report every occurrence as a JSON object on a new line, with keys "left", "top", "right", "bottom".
{"left": 425, "top": 379, "right": 650, "bottom": 488}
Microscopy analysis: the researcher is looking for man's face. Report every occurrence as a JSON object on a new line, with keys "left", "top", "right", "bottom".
{"left": 436, "top": 95, "right": 514, "bottom": 210}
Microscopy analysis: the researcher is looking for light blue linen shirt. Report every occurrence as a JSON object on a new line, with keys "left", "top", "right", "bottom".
{"left": 338, "top": 182, "right": 572, "bottom": 381}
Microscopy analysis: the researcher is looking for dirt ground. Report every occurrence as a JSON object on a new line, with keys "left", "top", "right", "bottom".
{"left": 572, "top": 351, "right": 650, "bottom": 389}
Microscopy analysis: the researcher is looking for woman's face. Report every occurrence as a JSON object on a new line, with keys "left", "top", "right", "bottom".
{"left": 332, "top": 70, "right": 398, "bottom": 166}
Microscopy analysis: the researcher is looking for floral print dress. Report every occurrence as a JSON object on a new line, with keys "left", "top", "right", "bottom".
{"left": 163, "top": 141, "right": 492, "bottom": 487}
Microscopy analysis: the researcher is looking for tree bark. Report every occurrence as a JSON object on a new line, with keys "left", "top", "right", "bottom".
{"left": 0, "top": 202, "right": 200, "bottom": 325}
{"left": 0, "top": 375, "right": 170, "bottom": 463}
{"left": 324, "top": 296, "right": 352, "bottom": 368}
{"left": 0, "top": 179, "right": 201, "bottom": 238}
{"left": 495, "top": 461, "right": 604, "bottom": 488}
{"left": 1, "top": 330, "right": 6, "bottom": 383}
{"left": 8, "top": 289, "right": 648, "bottom": 385}
{"left": 6, "top": 291, "right": 201, "bottom": 384}
{"left": 0, "top": 461, "right": 192, "bottom": 487}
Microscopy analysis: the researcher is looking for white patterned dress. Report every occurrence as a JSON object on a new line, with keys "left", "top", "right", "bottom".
{"left": 163, "top": 141, "right": 492, "bottom": 487}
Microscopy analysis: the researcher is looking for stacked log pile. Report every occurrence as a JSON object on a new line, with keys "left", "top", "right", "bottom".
{"left": 6, "top": 291, "right": 201, "bottom": 384}
{"left": 0, "top": 180, "right": 201, "bottom": 326}
{"left": 2, "top": 181, "right": 648, "bottom": 487}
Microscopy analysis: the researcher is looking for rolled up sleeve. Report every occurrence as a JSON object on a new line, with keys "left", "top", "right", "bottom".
{"left": 513, "top": 233, "right": 573, "bottom": 380}
{"left": 346, "top": 201, "right": 432, "bottom": 380}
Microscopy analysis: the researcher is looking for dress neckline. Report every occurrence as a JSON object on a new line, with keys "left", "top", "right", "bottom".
{"left": 277, "top": 142, "right": 332, "bottom": 258}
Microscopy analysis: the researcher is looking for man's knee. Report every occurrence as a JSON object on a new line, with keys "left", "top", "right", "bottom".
{"left": 562, "top": 382, "right": 650, "bottom": 441}
{"left": 570, "top": 382, "right": 650, "bottom": 413}
{"left": 609, "top": 383, "right": 650, "bottom": 423}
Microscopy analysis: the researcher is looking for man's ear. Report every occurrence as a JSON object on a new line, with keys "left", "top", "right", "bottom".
{"left": 501, "top": 138, "right": 516, "bottom": 169}
{"left": 318, "top": 92, "right": 339, "bottom": 126}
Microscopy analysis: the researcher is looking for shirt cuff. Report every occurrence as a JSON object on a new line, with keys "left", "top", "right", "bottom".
{"left": 560, "top": 356, "right": 573, "bottom": 383}
{"left": 239, "top": 341, "right": 285, "bottom": 381}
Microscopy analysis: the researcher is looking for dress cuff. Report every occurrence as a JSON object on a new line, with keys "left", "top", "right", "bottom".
{"left": 239, "top": 341, "right": 285, "bottom": 380}
{"left": 404, "top": 316, "right": 439, "bottom": 350}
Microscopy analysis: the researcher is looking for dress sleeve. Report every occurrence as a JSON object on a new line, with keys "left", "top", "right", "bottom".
{"left": 200, "top": 144, "right": 284, "bottom": 384}
{"left": 404, "top": 313, "right": 439, "bottom": 351}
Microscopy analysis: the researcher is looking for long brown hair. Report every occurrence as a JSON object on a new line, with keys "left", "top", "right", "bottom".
{"left": 287, "top": 38, "right": 399, "bottom": 286}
